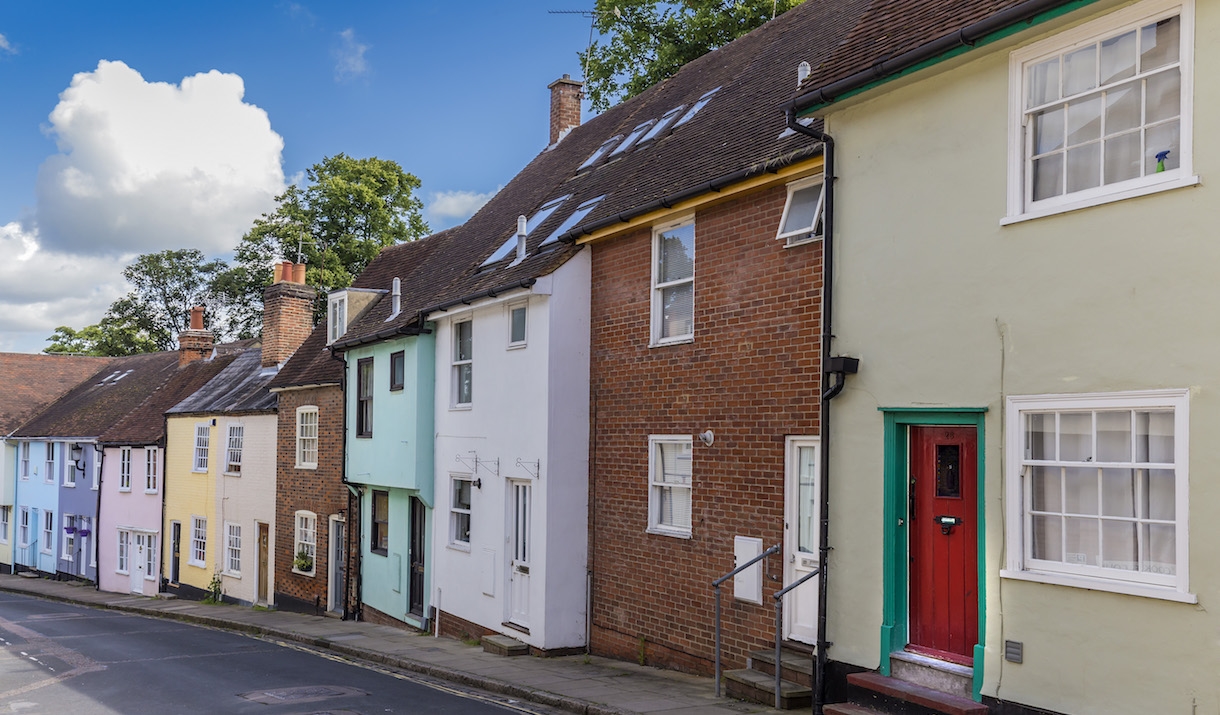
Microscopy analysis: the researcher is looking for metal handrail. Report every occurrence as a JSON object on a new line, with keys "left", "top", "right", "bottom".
{"left": 771, "top": 567, "right": 820, "bottom": 709}
{"left": 711, "top": 543, "right": 780, "bottom": 697}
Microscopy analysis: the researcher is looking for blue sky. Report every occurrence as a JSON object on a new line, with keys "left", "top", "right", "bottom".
{"left": 0, "top": 1, "right": 598, "bottom": 353}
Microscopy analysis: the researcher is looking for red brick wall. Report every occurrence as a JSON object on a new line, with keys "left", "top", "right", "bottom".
{"left": 274, "top": 384, "right": 357, "bottom": 613}
{"left": 262, "top": 282, "right": 315, "bottom": 368}
{"left": 588, "top": 184, "right": 822, "bottom": 676}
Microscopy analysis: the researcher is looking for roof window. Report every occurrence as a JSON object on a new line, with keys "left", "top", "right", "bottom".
{"left": 577, "top": 135, "right": 623, "bottom": 172}
{"left": 674, "top": 87, "right": 721, "bottom": 128}
{"left": 610, "top": 121, "right": 655, "bottom": 157}
{"left": 481, "top": 195, "right": 570, "bottom": 267}
{"left": 638, "top": 105, "right": 685, "bottom": 145}
{"left": 540, "top": 195, "right": 607, "bottom": 247}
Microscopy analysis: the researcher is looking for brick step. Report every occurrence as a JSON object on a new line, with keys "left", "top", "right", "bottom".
{"left": 846, "top": 672, "right": 988, "bottom": 715}
{"left": 825, "top": 704, "right": 887, "bottom": 715}
{"left": 748, "top": 647, "right": 815, "bottom": 688}
{"left": 723, "top": 668, "right": 812, "bottom": 710}
{"left": 481, "top": 634, "right": 529, "bottom": 656}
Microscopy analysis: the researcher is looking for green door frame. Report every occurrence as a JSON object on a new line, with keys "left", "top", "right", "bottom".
{"left": 878, "top": 407, "right": 987, "bottom": 701}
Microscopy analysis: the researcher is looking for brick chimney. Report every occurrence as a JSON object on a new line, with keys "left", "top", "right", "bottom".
{"left": 178, "top": 306, "right": 215, "bottom": 367}
{"left": 548, "top": 74, "right": 583, "bottom": 145}
{"left": 261, "top": 261, "right": 316, "bottom": 368}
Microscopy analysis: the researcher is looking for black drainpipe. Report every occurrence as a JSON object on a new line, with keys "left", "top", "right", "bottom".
{"left": 786, "top": 109, "right": 858, "bottom": 715}
{"left": 93, "top": 444, "right": 104, "bottom": 591}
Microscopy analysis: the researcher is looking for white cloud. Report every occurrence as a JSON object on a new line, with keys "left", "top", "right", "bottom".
{"left": 426, "top": 187, "right": 499, "bottom": 226}
{"left": 0, "top": 34, "right": 14, "bottom": 54}
{"left": 0, "top": 223, "right": 130, "bottom": 352}
{"left": 34, "top": 60, "right": 285, "bottom": 257}
{"left": 334, "top": 28, "right": 369, "bottom": 81}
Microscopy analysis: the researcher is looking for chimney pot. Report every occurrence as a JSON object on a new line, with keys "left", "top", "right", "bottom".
{"left": 190, "top": 306, "right": 205, "bottom": 330}
{"left": 292, "top": 262, "right": 306, "bottom": 284}
{"left": 273, "top": 263, "right": 284, "bottom": 283}
{"left": 547, "top": 75, "right": 583, "bottom": 146}
{"left": 178, "top": 306, "right": 214, "bottom": 367}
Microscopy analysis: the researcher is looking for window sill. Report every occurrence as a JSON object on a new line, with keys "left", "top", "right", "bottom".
{"left": 371, "top": 549, "right": 388, "bottom": 557}
{"left": 188, "top": 560, "right": 206, "bottom": 568}
{"left": 450, "top": 404, "right": 473, "bottom": 412}
{"left": 646, "top": 526, "right": 693, "bottom": 540}
{"left": 1000, "top": 568, "right": 1196, "bottom": 604}
{"left": 507, "top": 342, "right": 527, "bottom": 351}
{"left": 116, "top": 569, "right": 129, "bottom": 576}
{"left": 649, "top": 336, "right": 694, "bottom": 349}
{"left": 1001, "top": 175, "right": 1200, "bottom": 226}
{"left": 223, "top": 571, "right": 241, "bottom": 579}
{"left": 295, "top": 463, "right": 318, "bottom": 470}
{"left": 63, "top": 483, "right": 76, "bottom": 488}
{"left": 223, "top": 472, "right": 241, "bottom": 478}
{"left": 291, "top": 568, "right": 316, "bottom": 577}
{"left": 447, "top": 542, "right": 471, "bottom": 553}
{"left": 119, "top": 488, "right": 131, "bottom": 493}
{"left": 144, "top": 490, "right": 158, "bottom": 495}
{"left": 191, "top": 469, "right": 208, "bottom": 474}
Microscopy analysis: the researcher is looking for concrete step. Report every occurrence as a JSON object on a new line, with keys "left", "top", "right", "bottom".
{"left": 825, "top": 704, "right": 887, "bottom": 715}
{"left": 748, "top": 647, "right": 815, "bottom": 688}
{"left": 847, "top": 672, "right": 988, "bottom": 715}
{"left": 723, "top": 668, "right": 811, "bottom": 710}
{"left": 481, "top": 634, "right": 529, "bottom": 657}
{"left": 890, "top": 650, "right": 973, "bottom": 700}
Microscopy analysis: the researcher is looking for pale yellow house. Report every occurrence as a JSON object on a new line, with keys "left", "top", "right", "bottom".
{"left": 787, "top": 0, "right": 1213, "bottom": 713}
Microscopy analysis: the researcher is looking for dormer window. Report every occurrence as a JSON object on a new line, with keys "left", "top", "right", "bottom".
{"left": 328, "top": 292, "right": 348, "bottom": 345}
{"left": 480, "top": 195, "right": 570, "bottom": 268}
{"left": 578, "top": 135, "right": 624, "bottom": 171}
{"left": 777, "top": 176, "right": 825, "bottom": 246}
{"left": 541, "top": 195, "right": 606, "bottom": 247}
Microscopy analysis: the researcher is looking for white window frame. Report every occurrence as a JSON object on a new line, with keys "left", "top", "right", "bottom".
{"left": 41, "top": 510, "right": 54, "bottom": 554}
{"left": 507, "top": 302, "right": 528, "bottom": 349}
{"left": 224, "top": 522, "right": 242, "bottom": 577}
{"left": 119, "top": 447, "right": 132, "bottom": 491}
{"left": 117, "top": 530, "right": 130, "bottom": 574}
{"left": 64, "top": 445, "right": 77, "bottom": 487}
{"left": 193, "top": 423, "right": 210, "bottom": 472}
{"left": 452, "top": 318, "right": 473, "bottom": 408}
{"left": 19, "top": 507, "right": 30, "bottom": 548}
{"left": 1004, "top": 0, "right": 1196, "bottom": 223}
{"left": 296, "top": 406, "right": 319, "bottom": 469}
{"left": 80, "top": 516, "right": 95, "bottom": 568}
{"left": 61, "top": 515, "right": 74, "bottom": 562}
{"left": 45, "top": 442, "right": 56, "bottom": 484}
{"left": 92, "top": 446, "right": 101, "bottom": 490}
{"left": 0, "top": 506, "right": 9, "bottom": 544}
{"left": 776, "top": 175, "right": 825, "bottom": 246}
{"left": 144, "top": 534, "right": 156, "bottom": 580}
{"left": 20, "top": 442, "right": 29, "bottom": 480}
{"left": 190, "top": 516, "right": 207, "bottom": 567}
{"left": 650, "top": 217, "right": 696, "bottom": 347}
{"left": 449, "top": 475, "right": 473, "bottom": 549}
{"left": 145, "top": 447, "right": 159, "bottom": 493}
{"left": 1002, "top": 389, "right": 1193, "bottom": 602}
{"left": 328, "top": 292, "right": 348, "bottom": 345}
{"left": 647, "top": 435, "right": 694, "bottom": 538}
{"left": 224, "top": 423, "right": 244, "bottom": 475}
{"left": 294, "top": 511, "right": 317, "bottom": 575}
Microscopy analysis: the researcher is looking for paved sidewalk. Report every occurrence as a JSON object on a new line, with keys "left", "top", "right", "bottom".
{"left": 0, "top": 574, "right": 768, "bottom": 715}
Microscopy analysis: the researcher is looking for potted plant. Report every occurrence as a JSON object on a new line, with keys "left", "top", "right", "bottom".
{"left": 293, "top": 549, "right": 314, "bottom": 573}
{"left": 63, "top": 525, "right": 76, "bottom": 534}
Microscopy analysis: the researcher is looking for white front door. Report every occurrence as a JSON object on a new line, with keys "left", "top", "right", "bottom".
{"left": 508, "top": 481, "right": 531, "bottom": 628}
{"left": 131, "top": 533, "right": 145, "bottom": 594}
{"left": 78, "top": 517, "right": 90, "bottom": 577}
{"left": 784, "top": 436, "right": 821, "bottom": 644}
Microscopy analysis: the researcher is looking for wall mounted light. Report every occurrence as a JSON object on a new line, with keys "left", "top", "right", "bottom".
{"left": 698, "top": 430, "right": 715, "bottom": 447}
{"left": 472, "top": 478, "right": 483, "bottom": 490}
{"left": 70, "top": 443, "right": 85, "bottom": 472}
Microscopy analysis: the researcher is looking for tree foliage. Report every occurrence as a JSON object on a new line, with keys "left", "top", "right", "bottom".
{"left": 580, "top": 0, "right": 805, "bottom": 111}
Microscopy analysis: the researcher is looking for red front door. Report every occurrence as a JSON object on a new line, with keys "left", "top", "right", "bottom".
{"left": 908, "top": 426, "right": 977, "bottom": 665}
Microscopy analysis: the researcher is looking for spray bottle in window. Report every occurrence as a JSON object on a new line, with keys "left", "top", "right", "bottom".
{"left": 1156, "top": 150, "right": 1171, "bottom": 173}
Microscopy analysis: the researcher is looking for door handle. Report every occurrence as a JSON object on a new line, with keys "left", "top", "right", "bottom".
{"left": 936, "top": 515, "right": 963, "bottom": 535}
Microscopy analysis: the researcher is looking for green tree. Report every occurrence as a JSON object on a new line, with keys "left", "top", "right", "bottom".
{"left": 44, "top": 297, "right": 165, "bottom": 356}
{"left": 580, "top": 0, "right": 804, "bottom": 111}
{"left": 215, "top": 154, "right": 430, "bottom": 334}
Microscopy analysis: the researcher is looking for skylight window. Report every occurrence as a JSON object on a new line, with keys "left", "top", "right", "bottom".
{"left": 578, "top": 135, "right": 623, "bottom": 171}
{"left": 610, "top": 121, "right": 655, "bottom": 157}
{"left": 674, "top": 87, "right": 721, "bottom": 128}
{"left": 638, "top": 105, "right": 685, "bottom": 144}
{"left": 541, "top": 195, "right": 606, "bottom": 246}
{"left": 480, "top": 195, "right": 571, "bottom": 267}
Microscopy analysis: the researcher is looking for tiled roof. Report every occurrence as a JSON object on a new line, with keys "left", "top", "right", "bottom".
{"left": 11, "top": 352, "right": 181, "bottom": 439}
{"left": 318, "top": 0, "right": 871, "bottom": 353}
{"left": 790, "top": 0, "right": 1079, "bottom": 111}
{"left": 98, "top": 353, "right": 239, "bottom": 445}
{"left": 0, "top": 353, "right": 114, "bottom": 435}
{"left": 167, "top": 348, "right": 278, "bottom": 415}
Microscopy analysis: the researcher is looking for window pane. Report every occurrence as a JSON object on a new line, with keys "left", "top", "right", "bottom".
{"left": 1145, "top": 69, "right": 1180, "bottom": 124}
{"left": 656, "top": 442, "right": 692, "bottom": 485}
{"left": 1100, "top": 468, "right": 1135, "bottom": 517}
{"left": 1065, "top": 516, "right": 1099, "bottom": 566}
{"left": 454, "top": 513, "right": 471, "bottom": 542}
{"left": 1144, "top": 120, "right": 1180, "bottom": 174}
{"left": 1031, "top": 514, "right": 1063, "bottom": 561}
{"left": 455, "top": 322, "right": 472, "bottom": 361}
{"left": 453, "top": 480, "right": 471, "bottom": 510}
{"left": 782, "top": 184, "right": 821, "bottom": 235}
{"left": 1028, "top": 57, "right": 1059, "bottom": 107}
{"left": 1096, "top": 411, "right": 1131, "bottom": 462}
{"left": 1063, "top": 45, "right": 1097, "bottom": 96}
{"left": 661, "top": 283, "right": 694, "bottom": 339}
{"left": 1101, "top": 520, "right": 1137, "bottom": 570}
{"left": 1100, "top": 29, "right": 1137, "bottom": 85}
{"left": 1032, "top": 153, "right": 1064, "bottom": 201}
{"left": 1146, "top": 469, "right": 1175, "bottom": 520}
{"left": 658, "top": 485, "right": 692, "bottom": 529}
{"left": 1104, "top": 132, "right": 1141, "bottom": 184}
{"left": 1066, "top": 143, "right": 1102, "bottom": 193}
{"left": 1026, "top": 413, "right": 1055, "bottom": 459}
{"left": 457, "top": 363, "right": 472, "bottom": 404}
{"left": 510, "top": 307, "right": 527, "bottom": 343}
{"left": 1143, "top": 523, "right": 1175, "bottom": 574}
{"left": 1064, "top": 467, "right": 1098, "bottom": 515}
{"left": 1059, "top": 413, "right": 1092, "bottom": 461}
{"left": 1066, "top": 96, "right": 1102, "bottom": 145}
{"left": 1104, "top": 82, "right": 1140, "bottom": 135}
{"left": 1033, "top": 107, "right": 1065, "bottom": 154}
{"left": 1139, "top": 16, "right": 1179, "bottom": 72}
{"left": 1135, "top": 411, "right": 1174, "bottom": 462}
{"left": 797, "top": 446, "right": 817, "bottom": 553}
{"left": 658, "top": 224, "right": 694, "bottom": 282}
{"left": 1031, "top": 466, "right": 1061, "bottom": 512}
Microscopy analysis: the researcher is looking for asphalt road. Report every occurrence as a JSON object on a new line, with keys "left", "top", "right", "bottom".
{"left": 0, "top": 591, "right": 559, "bottom": 714}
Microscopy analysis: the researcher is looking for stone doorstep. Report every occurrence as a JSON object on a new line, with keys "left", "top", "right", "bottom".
{"left": 723, "top": 668, "right": 812, "bottom": 710}
{"left": 846, "top": 672, "right": 988, "bottom": 715}
{"left": 747, "top": 647, "right": 815, "bottom": 688}
{"left": 481, "top": 634, "right": 530, "bottom": 657}
{"left": 889, "top": 650, "right": 973, "bottom": 700}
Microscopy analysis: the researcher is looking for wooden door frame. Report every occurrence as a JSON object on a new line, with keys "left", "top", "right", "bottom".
{"left": 879, "top": 408, "right": 986, "bottom": 701}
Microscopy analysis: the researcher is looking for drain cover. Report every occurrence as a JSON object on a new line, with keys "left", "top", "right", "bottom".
{"left": 239, "top": 685, "right": 367, "bottom": 705}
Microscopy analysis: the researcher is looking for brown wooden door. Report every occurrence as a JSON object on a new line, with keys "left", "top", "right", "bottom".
{"left": 257, "top": 523, "right": 269, "bottom": 603}
{"left": 908, "top": 426, "right": 977, "bottom": 665}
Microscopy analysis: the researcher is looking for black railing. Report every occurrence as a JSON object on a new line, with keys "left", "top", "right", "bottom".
{"left": 711, "top": 543, "right": 780, "bottom": 697}
{"left": 772, "top": 567, "right": 820, "bottom": 709}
